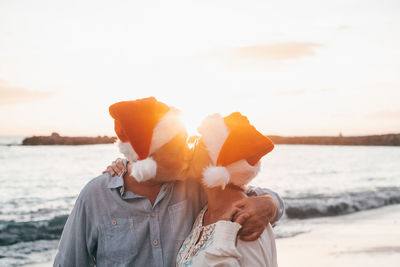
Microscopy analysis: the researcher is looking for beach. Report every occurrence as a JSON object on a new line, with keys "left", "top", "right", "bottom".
{"left": 276, "top": 204, "right": 400, "bottom": 267}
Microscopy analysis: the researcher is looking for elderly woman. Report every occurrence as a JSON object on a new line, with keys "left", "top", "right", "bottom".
{"left": 176, "top": 112, "right": 278, "bottom": 267}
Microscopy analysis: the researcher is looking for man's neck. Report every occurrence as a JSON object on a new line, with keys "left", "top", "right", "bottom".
{"left": 203, "top": 185, "right": 247, "bottom": 225}
{"left": 123, "top": 173, "right": 162, "bottom": 206}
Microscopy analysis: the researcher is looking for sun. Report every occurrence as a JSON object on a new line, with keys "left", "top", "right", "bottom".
{"left": 180, "top": 110, "right": 207, "bottom": 138}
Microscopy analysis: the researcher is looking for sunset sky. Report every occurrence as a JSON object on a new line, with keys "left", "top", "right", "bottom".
{"left": 1, "top": 0, "right": 399, "bottom": 137}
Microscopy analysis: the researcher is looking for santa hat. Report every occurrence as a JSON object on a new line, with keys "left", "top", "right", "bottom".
{"left": 197, "top": 112, "right": 274, "bottom": 189}
{"left": 109, "top": 97, "right": 185, "bottom": 182}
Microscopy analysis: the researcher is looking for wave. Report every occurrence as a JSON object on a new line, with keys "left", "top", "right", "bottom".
{"left": 0, "top": 215, "right": 67, "bottom": 246}
{"left": 0, "top": 239, "right": 59, "bottom": 267}
{"left": 1, "top": 187, "right": 400, "bottom": 246}
{"left": 284, "top": 186, "right": 400, "bottom": 219}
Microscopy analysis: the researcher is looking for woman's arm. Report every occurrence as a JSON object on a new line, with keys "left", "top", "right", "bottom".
{"left": 203, "top": 221, "right": 275, "bottom": 267}
{"left": 203, "top": 221, "right": 242, "bottom": 267}
{"left": 236, "top": 224, "right": 278, "bottom": 267}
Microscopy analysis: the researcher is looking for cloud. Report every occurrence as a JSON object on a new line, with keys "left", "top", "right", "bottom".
{"left": 226, "top": 91, "right": 259, "bottom": 101}
{"left": 278, "top": 88, "right": 332, "bottom": 96}
{"left": 366, "top": 110, "right": 400, "bottom": 120}
{"left": 337, "top": 25, "right": 350, "bottom": 31}
{"left": 0, "top": 80, "right": 54, "bottom": 105}
{"left": 0, "top": 32, "right": 14, "bottom": 41}
{"left": 231, "top": 42, "right": 323, "bottom": 61}
{"left": 278, "top": 89, "right": 308, "bottom": 96}
{"left": 198, "top": 42, "right": 324, "bottom": 67}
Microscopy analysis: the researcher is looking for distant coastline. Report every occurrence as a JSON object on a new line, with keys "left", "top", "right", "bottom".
{"left": 268, "top": 133, "right": 400, "bottom": 146}
{"left": 2, "top": 133, "right": 399, "bottom": 146}
{"left": 21, "top": 132, "right": 117, "bottom": 146}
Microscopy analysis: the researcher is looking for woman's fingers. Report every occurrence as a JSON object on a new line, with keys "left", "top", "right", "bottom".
{"left": 104, "top": 166, "right": 116, "bottom": 176}
{"left": 234, "top": 212, "right": 250, "bottom": 225}
{"left": 111, "top": 165, "right": 121, "bottom": 175}
{"left": 103, "top": 158, "right": 126, "bottom": 176}
{"left": 221, "top": 207, "right": 241, "bottom": 221}
{"left": 103, "top": 160, "right": 116, "bottom": 175}
{"left": 115, "top": 159, "right": 125, "bottom": 175}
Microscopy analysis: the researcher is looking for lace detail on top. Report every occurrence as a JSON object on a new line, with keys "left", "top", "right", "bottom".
{"left": 176, "top": 206, "right": 216, "bottom": 266}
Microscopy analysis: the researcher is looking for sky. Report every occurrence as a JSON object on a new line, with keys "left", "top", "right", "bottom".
{"left": 0, "top": 0, "right": 399, "bottom": 137}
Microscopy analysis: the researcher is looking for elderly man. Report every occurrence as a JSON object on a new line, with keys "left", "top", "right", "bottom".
{"left": 53, "top": 97, "right": 284, "bottom": 267}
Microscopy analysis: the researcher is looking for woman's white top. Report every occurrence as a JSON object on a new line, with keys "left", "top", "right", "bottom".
{"left": 176, "top": 206, "right": 278, "bottom": 267}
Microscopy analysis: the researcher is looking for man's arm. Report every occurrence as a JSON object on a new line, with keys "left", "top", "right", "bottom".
{"left": 246, "top": 186, "right": 285, "bottom": 223}
{"left": 53, "top": 195, "right": 96, "bottom": 267}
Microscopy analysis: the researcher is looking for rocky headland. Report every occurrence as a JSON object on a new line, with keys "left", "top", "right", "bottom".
{"left": 268, "top": 133, "right": 400, "bottom": 146}
{"left": 22, "top": 132, "right": 117, "bottom": 145}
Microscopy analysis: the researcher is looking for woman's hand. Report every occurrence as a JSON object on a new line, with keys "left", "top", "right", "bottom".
{"left": 220, "top": 207, "right": 250, "bottom": 225}
{"left": 102, "top": 158, "right": 126, "bottom": 176}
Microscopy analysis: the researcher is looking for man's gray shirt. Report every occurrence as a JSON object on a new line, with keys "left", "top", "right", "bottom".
{"left": 54, "top": 173, "right": 284, "bottom": 267}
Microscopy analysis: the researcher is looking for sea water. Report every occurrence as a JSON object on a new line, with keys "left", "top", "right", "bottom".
{"left": 0, "top": 137, "right": 399, "bottom": 266}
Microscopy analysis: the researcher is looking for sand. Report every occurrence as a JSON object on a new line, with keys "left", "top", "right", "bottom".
{"left": 276, "top": 204, "right": 400, "bottom": 267}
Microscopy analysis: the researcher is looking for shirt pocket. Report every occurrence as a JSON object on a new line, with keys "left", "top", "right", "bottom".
{"left": 168, "top": 200, "right": 192, "bottom": 241}
{"left": 100, "top": 218, "right": 137, "bottom": 264}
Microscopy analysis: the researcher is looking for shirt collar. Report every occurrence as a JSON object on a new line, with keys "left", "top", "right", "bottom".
{"left": 107, "top": 174, "right": 124, "bottom": 189}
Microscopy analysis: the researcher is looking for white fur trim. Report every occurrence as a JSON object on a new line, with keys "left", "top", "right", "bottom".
{"left": 130, "top": 157, "right": 157, "bottom": 182}
{"left": 117, "top": 141, "right": 138, "bottom": 162}
{"left": 197, "top": 114, "right": 229, "bottom": 164}
{"left": 226, "top": 160, "right": 261, "bottom": 187}
{"left": 203, "top": 166, "right": 231, "bottom": 189}
{"left": 150, "top": 107, "right": 185, "bottom": 154}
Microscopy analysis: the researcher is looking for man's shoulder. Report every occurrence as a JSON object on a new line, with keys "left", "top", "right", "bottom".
{"left": 78, "top": 173, "right": 113, "bottom": 202}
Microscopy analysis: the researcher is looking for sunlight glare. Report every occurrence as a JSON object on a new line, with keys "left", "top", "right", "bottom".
{"left": 180, "top": 111, "right": 206, "bottom": 138}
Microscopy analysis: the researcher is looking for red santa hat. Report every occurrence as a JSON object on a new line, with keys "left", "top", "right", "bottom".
{"left": 109, "top": 97, "right": 185, "bottom": 182}
{"left": 197, "top": 112, "right": 274, "bottom": 189}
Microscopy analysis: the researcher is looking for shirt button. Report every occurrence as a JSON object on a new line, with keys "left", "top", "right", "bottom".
{"left": 112, "top": 220, "right": 117, "bottom": 226}
{"left": 151, "top": 212, "right": 155, "bottom": 217}
{"left": 153, "top": 239, "right": 158, "bottom": 246}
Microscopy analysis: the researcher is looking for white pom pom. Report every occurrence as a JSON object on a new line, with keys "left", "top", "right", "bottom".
{"left": 117, "top": 141, "right": 138, "bottom": 162}
{"left": 130, "top": 157, "right": 157, "bottom": 182}
{"left": 202, "top": 166, "right": 230, "bottom": 189}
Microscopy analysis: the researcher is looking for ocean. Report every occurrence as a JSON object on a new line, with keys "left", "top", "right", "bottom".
{"left": 0, "top": 136, "right": 399, "bottom": 266}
